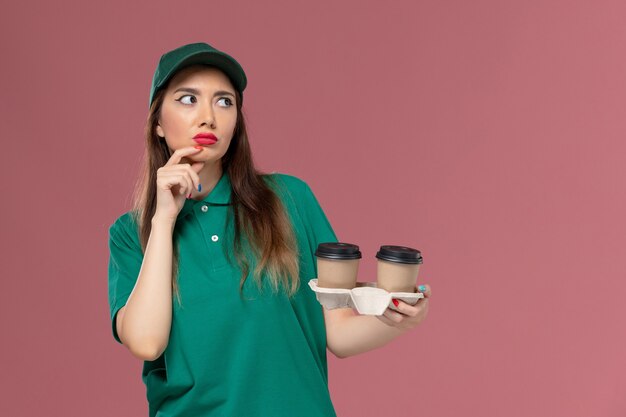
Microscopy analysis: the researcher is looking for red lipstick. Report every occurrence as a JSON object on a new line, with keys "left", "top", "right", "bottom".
{"left": 193, "top": 132, "right": 218, "bottom": 145}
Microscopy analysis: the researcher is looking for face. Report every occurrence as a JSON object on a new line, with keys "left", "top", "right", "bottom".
{"left": 156, "top": 65, "right": 238, "bottom": 164}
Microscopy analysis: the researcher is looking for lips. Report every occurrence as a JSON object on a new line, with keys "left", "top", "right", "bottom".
{"left": 193, "top": 138, "right": 217, "bottom": 145}
{"left": 193, "top": 132, "right": 218, "bottom": 145}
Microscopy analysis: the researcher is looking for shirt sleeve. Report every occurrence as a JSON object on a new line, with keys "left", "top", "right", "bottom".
{"left": 107, "top": 213, "right": 143, "bottom": 344}
{"left": 299, "top": 180, "right": 339, "bottom": 258}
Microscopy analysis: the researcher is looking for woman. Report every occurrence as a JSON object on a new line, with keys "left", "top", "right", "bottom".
{"left": 108, "top": 42, "right": 431, "bottom": 417}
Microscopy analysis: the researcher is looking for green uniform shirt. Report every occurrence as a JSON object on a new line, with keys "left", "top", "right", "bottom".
{"left": 108, "top": 172, "right": 339, "bottom": 417}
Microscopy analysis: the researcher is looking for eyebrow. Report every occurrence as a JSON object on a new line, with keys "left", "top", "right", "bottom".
{"left": 173, "top": 87, "right": 236, "bottom": 98}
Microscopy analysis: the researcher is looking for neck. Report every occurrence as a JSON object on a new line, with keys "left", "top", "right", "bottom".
{"left": 190, "top": 160, "right": 223, "bottom": 201}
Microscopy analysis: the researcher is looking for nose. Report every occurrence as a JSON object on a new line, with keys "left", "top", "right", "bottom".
{"left": 199, "top": 100, "right": 216, "bottom": 129}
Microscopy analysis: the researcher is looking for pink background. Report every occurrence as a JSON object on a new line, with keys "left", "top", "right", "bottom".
{"left": 2, "top": 0, "right": 625, "bottom": 415}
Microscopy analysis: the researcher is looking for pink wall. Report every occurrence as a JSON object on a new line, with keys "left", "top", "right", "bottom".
{"left": 2, "top": 0, "right": 625, "bottom": 415}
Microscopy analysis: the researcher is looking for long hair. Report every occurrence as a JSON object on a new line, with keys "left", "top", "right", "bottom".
{"left": 128, "top": 69, "right": 300, "bottom": 306}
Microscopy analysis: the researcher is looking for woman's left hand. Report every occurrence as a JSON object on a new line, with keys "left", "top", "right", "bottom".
{"left": 376, "top": 284, "right": 432, "bottom": 331}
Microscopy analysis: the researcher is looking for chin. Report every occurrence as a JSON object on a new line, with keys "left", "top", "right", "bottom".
{"left": 196, "top": 150, "right": 227, "bottom": 161}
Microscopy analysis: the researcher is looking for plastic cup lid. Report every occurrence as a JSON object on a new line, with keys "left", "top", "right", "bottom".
{"left": 315, "top": 242, "right": 362, "bottom": 260}
{"left": 375, "top": 245, "right": 423, "bottom": 264}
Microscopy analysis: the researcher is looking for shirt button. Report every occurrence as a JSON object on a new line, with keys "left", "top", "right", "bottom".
{"left": 211, "top": 235, "right": 219, "bottom": 242}
{"left": 201, "top": 205, "right": 208, "bottom": 212}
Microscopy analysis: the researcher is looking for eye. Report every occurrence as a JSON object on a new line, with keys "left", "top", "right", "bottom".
{"left": 176, "top": 95, "right": 196, "bottom": 105}
{"left": 217, "top": 97, "right": 233, "bottom": 107}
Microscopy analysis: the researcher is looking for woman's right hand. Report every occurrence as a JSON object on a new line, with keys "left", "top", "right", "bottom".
{"left": 154, "top": 146, "right": 205, "bottom": 222}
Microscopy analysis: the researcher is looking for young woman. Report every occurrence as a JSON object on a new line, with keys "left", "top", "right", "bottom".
{"left": 107, "top": 42, "right": 432, "bottom": 417}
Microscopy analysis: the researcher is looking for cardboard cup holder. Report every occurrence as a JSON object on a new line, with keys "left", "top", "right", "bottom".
{"left": 308, "top": 279, "right": 424, "bottom": 315}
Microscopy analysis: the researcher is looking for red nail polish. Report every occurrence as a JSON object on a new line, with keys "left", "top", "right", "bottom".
{"left": 187, "top": 193, "right": 192, "bottom": 198}
{"left": 194, "top": 145, "right": 203, "bottom": 150}
{"left": 392, "top": 299, "right": 399, "bottom": 307}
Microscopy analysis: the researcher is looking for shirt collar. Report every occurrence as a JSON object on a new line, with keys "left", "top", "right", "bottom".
{"left": 177, "top": 170, "right": 232, "bottom": 220}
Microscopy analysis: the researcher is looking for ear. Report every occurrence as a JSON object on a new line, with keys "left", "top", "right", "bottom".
{"left": 156, "top": 122, "right": 165, "bottom": 138}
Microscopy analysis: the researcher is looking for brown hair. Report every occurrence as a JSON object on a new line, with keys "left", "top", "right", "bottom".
{"left": 128, "top": 68, "right": 300, "bottom": 306}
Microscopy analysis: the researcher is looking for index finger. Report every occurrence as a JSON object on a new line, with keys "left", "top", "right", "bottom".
{"left": 391, "top": 299, "right": 420, "bottom": 317}
{"left": 164, "top": 146, "right": 203, "bottom": 167}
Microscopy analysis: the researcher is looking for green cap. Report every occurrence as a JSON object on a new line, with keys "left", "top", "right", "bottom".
{"left": 149, "top": 42, "right": 247, "bottom": 108}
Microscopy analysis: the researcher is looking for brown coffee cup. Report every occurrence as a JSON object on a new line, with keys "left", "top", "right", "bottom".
{"left": 375, "top": 245, "right": 423, "bottom": 293}
{"left": 315, "top": 242, "right": 362, "bottom": 289}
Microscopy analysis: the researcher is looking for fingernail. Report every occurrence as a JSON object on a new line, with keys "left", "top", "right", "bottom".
{"left": 392, "top": 299, "right": 399, "bottom": 307}
{"left": 194, "top": 145, "right": 203, "bottom": 150}
{"left": 198, "top": 183, "right": 202, "bottom": 192}
{"left": 187, "top": 193, "right": 192, "bottom": 198}
{"left": 418, "top": 285, "right": 426, "bottom": 292}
